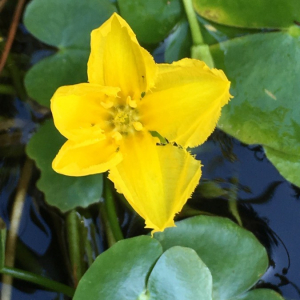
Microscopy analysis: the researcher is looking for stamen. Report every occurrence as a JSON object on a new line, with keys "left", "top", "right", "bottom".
{"left": 133, "top": 122, "right": 143, "bottom": 131}
{"left": 101, "top": 100, "right": 114, "bottom": 109}
{"left": 126, "top": 96, "right": 137, "bottom": 108}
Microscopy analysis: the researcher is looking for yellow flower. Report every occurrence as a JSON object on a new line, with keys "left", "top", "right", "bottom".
{"left": 51, "top": 13, "right": 231, "bottom": 233}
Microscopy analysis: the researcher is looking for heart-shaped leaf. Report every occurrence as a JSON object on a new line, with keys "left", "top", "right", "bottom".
{"left": 24, "top": 50, "right": 88, "bottom": 107}
{"left": 147, "top": 246, "right": 212, "bottom": 300}
{"left": 154, "top": 216, "right": 268, "bottom": 300}
{"left": 24, "top": 0, "right": 116, "bottom": 107}
{"left": 193, "top": 0, "right": 300, "bottom": 29}
{"left": 211, "top": 31, "right": 300, "bottom": 187}
{"left": 26, "top": 120, "right": 103, "bottom": 212}
{"left": 73, "top": 236, "right": 163, "bottom": 300}
{"left": 118, "top": 0, "right": 183, "bottom": 44}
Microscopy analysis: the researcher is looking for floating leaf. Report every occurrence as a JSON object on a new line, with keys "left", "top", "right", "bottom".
{"left": 147, "top": 246, "right": 212, "bottom": 300}
{"left": 24, "top": 0, "right": 116, "bottom": 107}
{"left": 193, "top": 0, "right": 300, "bottom": 29}
{"left": 264, "top": 146, "right": 300, "bottom": 187}
{"left": 26, "top": 120, "right": 103, "bottom": 212}
{"left": 24, "top": 50, "right": 88, "bottom": 107}
{"left": 118, "top": 0, "right": 183, "bottom": 44}
{"left": 154, "top": 216, "right": 268, "bottom": 300}
{"left": 231, "top": 289, "right": 285, "bottom": 300}
{"left": 211, "top": 31, "right": 300, "bottom": 187}
{"left": 197, "top": 15, "right": 262, "bottom": 45}
{"left": 73, "top": 236, "right": 163, "bottom": 300}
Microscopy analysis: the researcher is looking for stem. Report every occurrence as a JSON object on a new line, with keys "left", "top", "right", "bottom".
{"left": 1, "top": 158, "right": 33, "bottom": 300}
{"left": 6, "top": 56, "right": 27, "bottom": 101}
{"left": 0, "top": 84, "right": 15, "bottom": 95}
{"left": 78, "top": 216, "right": 94, "bottom": 267}
{"left": 99, "top": 202, "right": 117, "bottom": 247}
{"left": 0, "top": 42, "right": 28, "bottom": 100}
{"left": 66, "top": 210, "right": 84, "bottom": 287}
{"left": 84, "top": 236, "right": 94, "bottom": 267}
{"left": 0, "top": 0, "right": 8, "bottom": 12}
{"left": 0, "top": 267, "right": 74, "bottom": 297}
{"left": 182, "top": 0, "right": 204, "bottom": 46}
{"left": 182, "top": 0, "right": 215, "bottom": 67}
{"left": 104, "top": 178, "right": 124, "bottom": 242}
{"left": 0, "top": 0, "right": 26, "bottom": 75}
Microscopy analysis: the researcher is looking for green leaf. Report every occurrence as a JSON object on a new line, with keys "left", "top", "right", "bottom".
{"left": 73, "top": 236, "right": 163, "bottom": 300}
{"left": 192, "top": 0, "right": 300, "bottom": 29}
{"left": 147, "top": 246, "right": 212, "bottom": 300}
{"left": 231, "top": 289, "right": 285, "bottom": 300}
{"left": 154, "top": 216, "right": 268, "bottom": 300}
{"left": 197, "top": 15, "right": 262, "bottom": 45}
{"left": 211, "top": 31, "right": 300, "bottom": 187}
{"left": 264, "top": 146, "right": 300, "bottom": 187}
{"left": 23, "top": 0, "right": 116, "bottom": 107}
{"left": 26, "top": 120, "right": 103, "bottom": 212}
{"left": 165, "top": 18, "right": 192, "bottom": 63}
{"left": 0, "top": 219, "right": 6, "bottom": 269}
{"left": 118, "top": 0, "right": 183, "bottom": 44}
{"left": 24, "top": 50, "right": 89, "bottom": 107}
{"left": 24, "top": 0, "right": 116, "bottom": 48}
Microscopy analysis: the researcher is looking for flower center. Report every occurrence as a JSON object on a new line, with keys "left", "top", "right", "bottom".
{"left": 112, "top": 105, "right": 137, "bottom": 133}
{"left": 102, "top": 96, "right": 143, "bottom": 142}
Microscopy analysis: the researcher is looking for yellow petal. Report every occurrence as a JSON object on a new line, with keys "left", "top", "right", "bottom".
{"left": 108, "top": 132, "right": 201, "bottom": 233}
{"left": 139, "top": 58, "right": 232, "bottom": 148}
{"left": 51, "top": 83, "right": 119, "bottom": 141}
{"left": 53, "top": 136, "right": 122, "bottom": 176}
{"left": 88, "top": 13, "right": 157, "bottom": 99}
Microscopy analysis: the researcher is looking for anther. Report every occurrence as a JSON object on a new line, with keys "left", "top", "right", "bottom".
{"left": 132, "top": 122, "right": 143, "bottom": 131}
{"left": 101, "top": 100, "right": 114, "bottom": 109}
{"left": 126, "top": 96, "right": 137, "bottom": 108}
